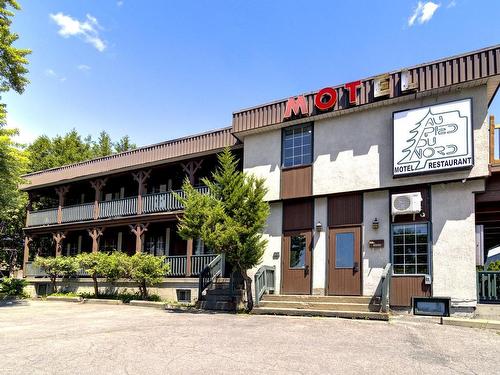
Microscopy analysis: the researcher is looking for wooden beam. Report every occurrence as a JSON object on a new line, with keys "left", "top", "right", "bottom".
{"left": 132, "top": 170, "right": 151, "bottom": 214}
{"left": 490, "top": 115, "right": 495, "bottom": 165}
{"left": 90, "top": 178, "right": 107, "bottom": 220}
{"left": 87, "top": 227, "right": 104, "bottom": 253}
{"left": 181, "top": 160, "right": 203, "bottom": 185}
{"left": 52, "top": 231, "right": 66, "bottom": 257}
{"left": 54, "top": 185, "right": 70, "bottom": 224}
{"left": 23, "top": 235, "right": 33, "bottom": 276}
{"left": 129, "top": 223, "right": 149, "bottom": 253}
{"left": 186, "top": 238, "right": 193, "bottom": 276}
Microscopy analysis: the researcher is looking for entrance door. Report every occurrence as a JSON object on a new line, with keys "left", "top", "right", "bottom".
{"left": 328, "top": 227, "right": 361, "bottom": 295}
{"left": 281, "top": 231, "right": 312, "bottom": 294}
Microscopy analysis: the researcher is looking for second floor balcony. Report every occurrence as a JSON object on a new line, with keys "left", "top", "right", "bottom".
{"left": 26, "top": 186, "right": 209, "bottom": 228}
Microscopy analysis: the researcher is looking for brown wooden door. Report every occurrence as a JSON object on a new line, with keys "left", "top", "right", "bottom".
{"left": 328, "top": 227, "right": 361, "bottom": 295}
{"left": 281, "top": 231, "right": 312, "bottom": 295}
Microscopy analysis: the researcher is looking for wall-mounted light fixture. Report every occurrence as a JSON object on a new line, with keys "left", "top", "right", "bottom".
{"left": 315, "top": 221, "right": 323, "bottom": 232}
{"left": 372, "top": 218, "right": 379, "bottom": 230}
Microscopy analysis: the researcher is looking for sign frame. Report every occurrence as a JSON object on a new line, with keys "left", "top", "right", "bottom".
{"left": 392, "top": 98, "right": 474, "bottom": 178}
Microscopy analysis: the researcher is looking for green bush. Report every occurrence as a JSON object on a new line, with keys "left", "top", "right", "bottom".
{"left": 129, "top": 254, "right": 169, "bottom": 298}
{"left": 0, "top": 277, "right": 28, "bottom": 298}
{"left": 487, "top": 260, "right": 500, "bottom": 271}
{"left": 79, "top": 291, "right": 162, "bottom": 303}
{"left": 34, "top": 256, "right": 79, "bottom": 293}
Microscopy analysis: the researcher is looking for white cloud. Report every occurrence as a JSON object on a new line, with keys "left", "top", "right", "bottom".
{"left": 117, "top": 1, "right": 124, "bottom": 6}
{"left": 50, "top": 12, "right": 107, "bottom": 52}
{"left": 77, "top": 64, "right": 91, "bottom": 72}
{"left": 447, "top": 0, "right": 456, "bottom": 8}
{"left": 408, "top": 1, "right": 440, "bottom": 26}
{"left": 44, "top": 68, "right": 66, "bottom": 82}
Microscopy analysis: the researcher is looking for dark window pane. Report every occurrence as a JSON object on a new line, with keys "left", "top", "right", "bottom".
{"left": 393, "top": 236, "right": 404, "bottom": 245}
{"left": 393, "top": 245, "right": 404, "bottom": 254}
{"left": 405, "top": 264, "right": 416, "bottom": 274}
{"left": 404, "top": 234, "right": 415, "bottom": 244}
{"left": 416, "top": 234, "right": 428, "bottom": 243}
{"left": 417, "top": 244, "right": 428, "bottom": 253}
{"left": 405, "top": 254, "right": 416, "bottom": 264}
{"left": 393, "top": 255, "right": 404, "bottom": 264}
{"left": 335, "top": 232, "right": 354, "bottom": 268}
{"left": 289, "top": 236, "right": 306, "bottom": 268}
{"left": 417, "top": 264, "right": 429, "bottom": 274}
{"left": 417, "top": 254, "right": 428, "bottom": 263}
{"left": 284, "top": 138, "right": 293, "bottom": 148}
{"left": 394, "top": 265, "right": 404, "bottom": 274}
{"left": 406, "top": 245, "right": 416, "bottom": 254}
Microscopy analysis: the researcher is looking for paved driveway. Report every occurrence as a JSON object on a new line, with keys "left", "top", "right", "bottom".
{"left": 0, "top": 301, "right": 498, "bottom": 374}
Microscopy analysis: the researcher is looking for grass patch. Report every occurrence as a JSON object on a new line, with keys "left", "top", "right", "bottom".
{"left": 48, "top": 292, "right": 80, "bottom": 298}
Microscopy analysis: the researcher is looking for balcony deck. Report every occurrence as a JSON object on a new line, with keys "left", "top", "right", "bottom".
{"left": 26, "top": 187, "right": 208, "bottom": 228}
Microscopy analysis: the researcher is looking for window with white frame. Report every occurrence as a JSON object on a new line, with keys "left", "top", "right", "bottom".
{"left": 392, "top": 223, "right": 429, "bottom": 275}
{"left": 282, "top": 123, "right": 312, "bottom": 168}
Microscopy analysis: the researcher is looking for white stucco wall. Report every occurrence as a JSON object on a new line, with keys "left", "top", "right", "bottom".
{"left": 243, "top": 129, "right": 281, "bottom": 201}
{"left": 362, "top": 190, "right": 391, "bottom": 296}
{"left": 249, "top": 201, "right": 282, "bottom": 293}
{"left": 312, "top": 197, "right": 328, "bottom": 295}
{"left": 313, "top": 85, "right": 489, "bottom": 195}
{"left": 431, "top": 179, "right": 485, "bottom": 307}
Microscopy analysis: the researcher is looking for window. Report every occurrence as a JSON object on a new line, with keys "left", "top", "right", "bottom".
{"left": 335, "top": 232, "right": 354, "bottom": 268}
{"left": 392, "top": 223, "right": 429, "bottom": 275}
{"left": 289, "top": 235, "right": 306, "bottom": 268}
{"left": 282, "top": 124, "right": 312, "bottom": 168}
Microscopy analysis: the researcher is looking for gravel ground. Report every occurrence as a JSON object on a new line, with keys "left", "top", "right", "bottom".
{"left": 0, "top": 300, "right": 498, "bottom": 375}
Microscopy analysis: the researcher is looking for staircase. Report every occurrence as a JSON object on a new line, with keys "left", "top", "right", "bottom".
{"left": 199, "top": 278, "right": 244, "bottom": 311}
{"left": 252, "top": 294, "right": 389, "bottom": 321}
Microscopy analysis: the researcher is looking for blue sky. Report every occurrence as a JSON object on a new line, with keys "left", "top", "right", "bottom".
{"left": 4, "top": 0, "right": 500, "bottom": 146}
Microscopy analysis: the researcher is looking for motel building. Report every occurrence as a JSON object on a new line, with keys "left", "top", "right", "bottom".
{"left": 22, "top": 45, "right": 500, "bottom": 318}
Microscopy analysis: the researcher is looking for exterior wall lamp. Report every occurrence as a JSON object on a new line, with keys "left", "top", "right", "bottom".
{"left": 372, "top": 218, "right": 379, "bottom": 230}
{"left": 315, "top": 221, "right": 323, "bottom": 232}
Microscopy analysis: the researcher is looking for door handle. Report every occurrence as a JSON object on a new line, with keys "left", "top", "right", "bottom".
{"left": 353, "top": 262, "right": 359, "bottom": 272}
{"left": 304, "top": 265, "right": 310, "bottom": 276}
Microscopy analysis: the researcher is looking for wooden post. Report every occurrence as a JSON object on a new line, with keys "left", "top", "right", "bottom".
{"left": 489, "top": 115, "right": 495, "bottom": 165}
{"left": 186, "top": 238, "right": 193, "bottom": 276}
{"left": 87, "top": 227, "right": 104, "bottom": 253}
{"left": 90, "top": 178, "right": 107, "bottom": 220}
{"left": 55, "top": 185, "right": 70, "bottom": 224}
{"left": 23, "top": 235, "right": 33, "bottom": 276}
{"left": 181, "top": 160, "right": 203, "bottom": 185}
{"left": 132, "top": 170, "right": 151, "bottom": 215}
{"left": 129, "top": 223, "right": 149, "bottom": 253}
{"left": 25, "top": 193, "right": 34, "bottom": 227}
{"left": 52, "top": 231, "right": 66, "bottom": 257}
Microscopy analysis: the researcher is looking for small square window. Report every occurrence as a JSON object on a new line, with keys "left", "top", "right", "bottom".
{"left": 176, "top": 289, "right": 191, "bottom": 303}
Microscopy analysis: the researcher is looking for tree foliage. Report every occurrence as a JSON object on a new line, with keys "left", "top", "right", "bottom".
{"left": 128, "top": 253, "right": 169, "bottom": 298}
{"left": 34, "top": 256, "right": 79, "bottom": 292}
{"left": 26, "top": 129, "right": 137, "bottom": 173}
{"left": 178, "top": 148, "right": 270, "bottom": 310}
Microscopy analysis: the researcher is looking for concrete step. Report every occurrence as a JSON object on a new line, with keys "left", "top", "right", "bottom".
{"left": 251, "top": 307, "right": 389, "bottom": 321}
{"left": 204, "top": 294, "right": 235, "bottom": 302}
{"left": 200, "top": 300, "right": 236, "bottom": 311}
{"left": 475, "top": 304, "right": 500, "bottom": 320}
{"left": 261, "top": 294, "right": 377, "bottom": 304}
{"left": 258, "top": 300, "right": 380, "bottom": 312}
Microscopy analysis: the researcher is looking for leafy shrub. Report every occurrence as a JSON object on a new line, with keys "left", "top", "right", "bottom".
{"left": 34, "top": 256, "right": 79, "bottom": 292}
{"left": 0, "top": 277, "right": 28, "bottom": 298}
{"left": 129, "top": 254, "right": 169, "bottom": 298}
{"left": 77, "top": 252, "right": 110, "bottom": 297}
{"left": 48, "top": 291, "right": 79, "bottom": 298}
{"left": 487, "top": 260, "right": 500, "bottom": 271}
{"left": 79, "top": 291, "right": 162, "bottom": 303}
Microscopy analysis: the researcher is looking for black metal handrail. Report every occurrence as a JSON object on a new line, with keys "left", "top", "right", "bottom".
{"left": 198, "top": 254, "right": 225, "bottom": 301}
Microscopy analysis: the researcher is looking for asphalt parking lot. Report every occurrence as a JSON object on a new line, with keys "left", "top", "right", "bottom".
{"left": 0, "top": 300, "right": 498, "bottom": 374}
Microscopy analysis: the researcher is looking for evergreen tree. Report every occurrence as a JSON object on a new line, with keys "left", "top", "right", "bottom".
{"left": 178, "top": 148, "right": 270, "bottom": 310}
{"left": 93, "top": 131, "right": 113, "bottom": 157}
{"left": 114, "top": 135, "right": 136, "bottom": 153}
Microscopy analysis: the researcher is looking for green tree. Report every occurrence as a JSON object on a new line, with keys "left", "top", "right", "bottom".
{"left": 177, "top": 148, "right": 270, "bottom": 311}
{"left": 93, "top": 131, "right": 113, "bottom": 157}
{"left": 77, "top": 252, "right": 109, "bottom": 297}
{"left": 34, "top": 256, "right": 79, "bottom": 292}
{"left": 128, "top": 253, "right": 169, "bottom": 299}
{"left": 0, "top": 0, "right": 30, "bottom": 126}
{"left": 114, "top": 135, "right": 136, "bottom": 153}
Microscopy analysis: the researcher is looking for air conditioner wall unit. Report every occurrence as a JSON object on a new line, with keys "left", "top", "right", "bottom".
{"left": 391, "top": 192, "right": 423, "bottom": 221}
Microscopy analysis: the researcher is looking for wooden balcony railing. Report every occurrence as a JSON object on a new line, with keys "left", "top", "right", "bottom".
{"left": 26, "top": 255, "right": 216, "bottom": 278}
{"left": 25, "top": 186, "right": 209, "bottom": 227}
